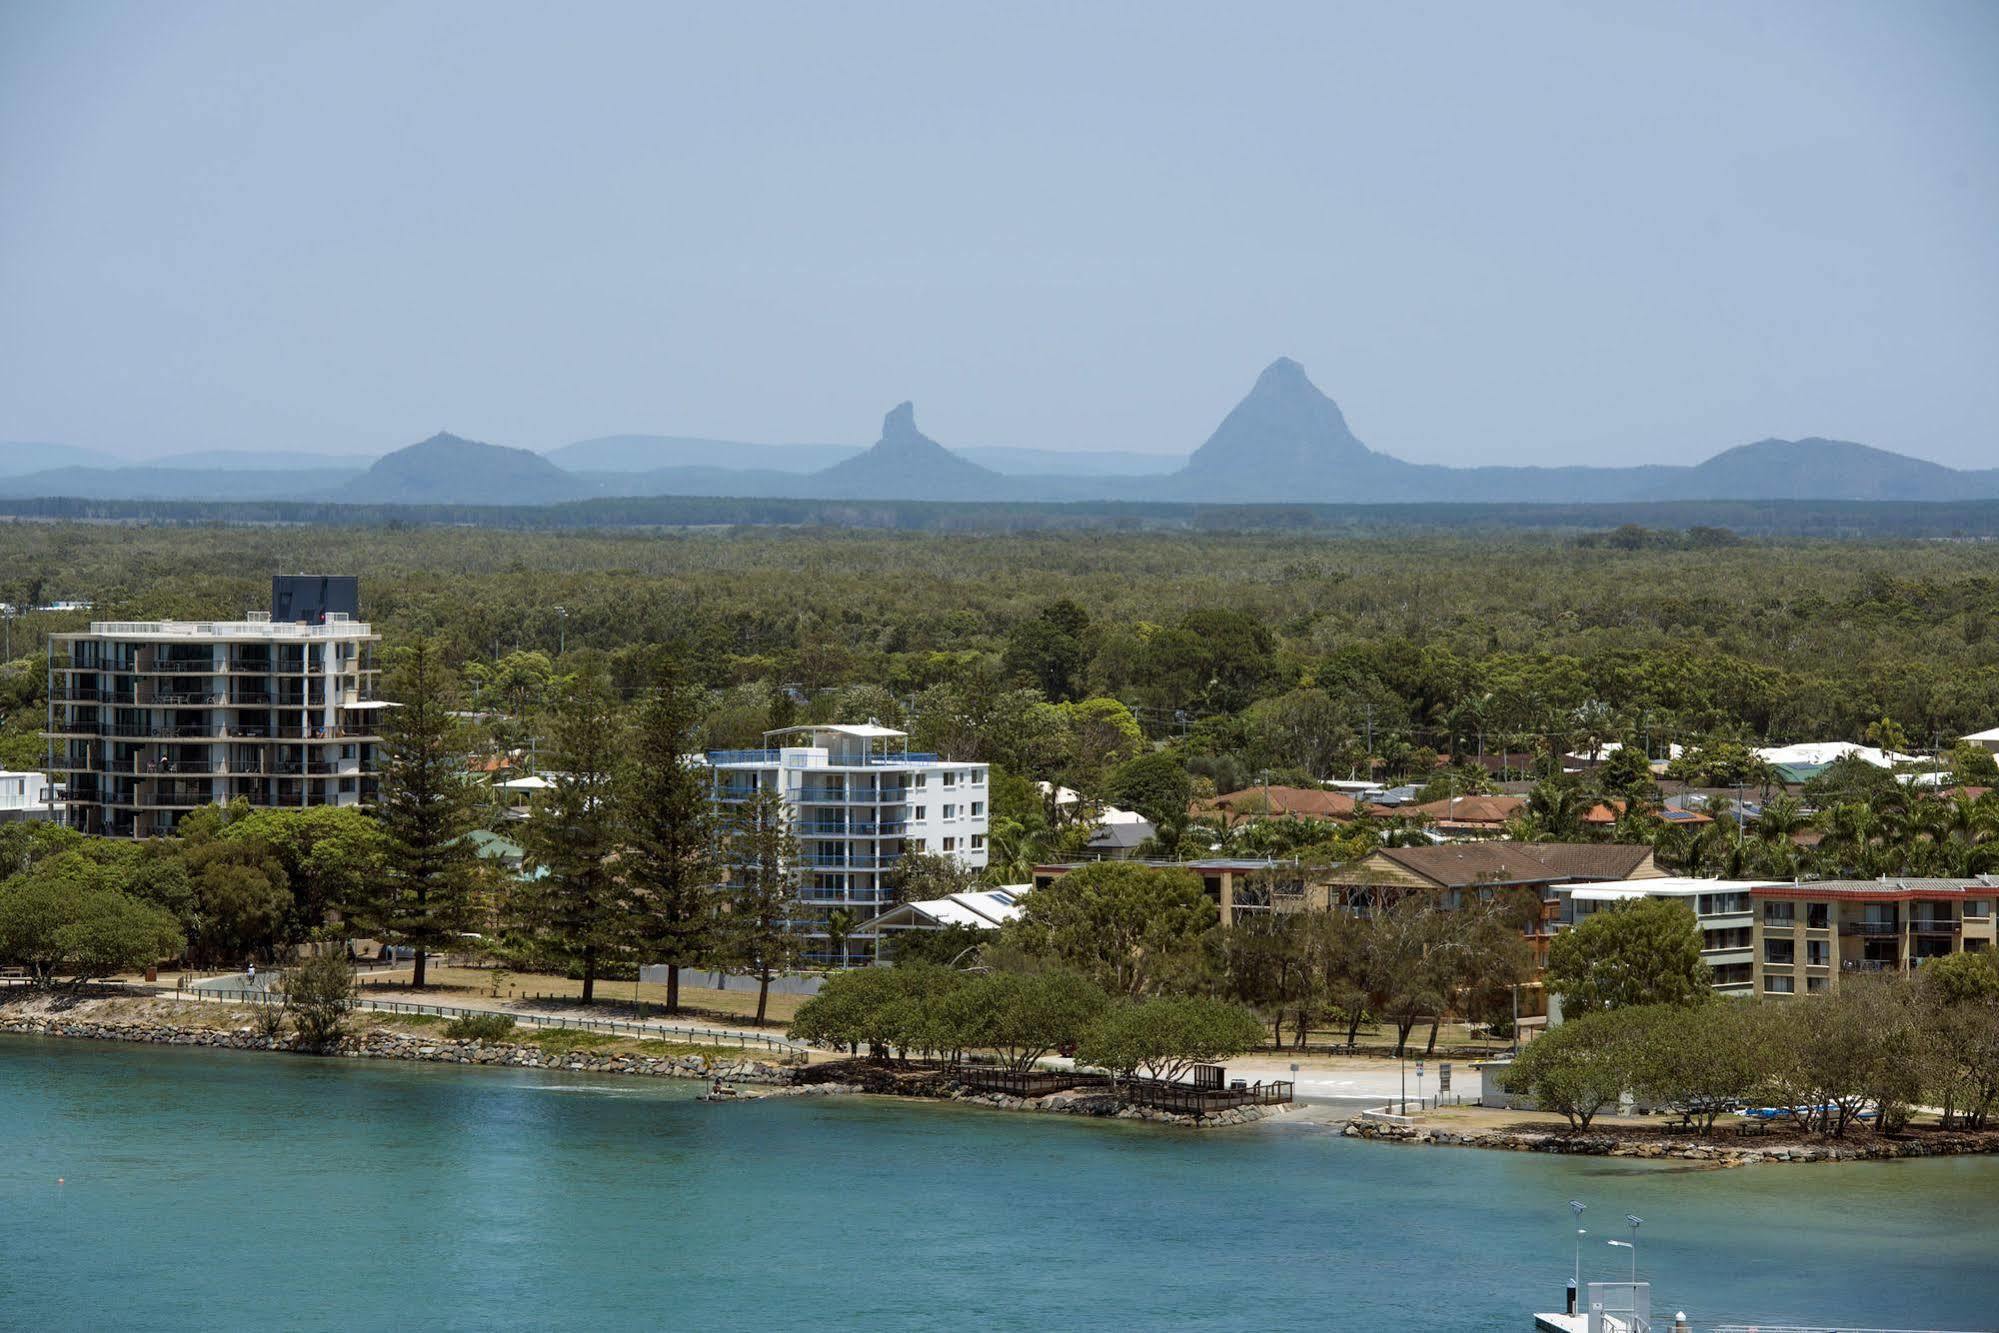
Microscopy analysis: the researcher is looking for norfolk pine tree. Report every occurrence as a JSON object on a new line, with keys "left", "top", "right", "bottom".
{"left": 721, "top": 786, "right": 808, "bottom": 1026}
{"left": 371, "top": 638, "right": 485, "bottom": 990}
{"left": 518, "top": 665, "right": 627, "bottom": 1004}
{"left": 617, "top": 661, "right": 719, "bottom": 1014}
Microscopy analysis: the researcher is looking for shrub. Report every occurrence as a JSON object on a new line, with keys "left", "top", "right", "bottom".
{"left": 282, "top": 951, "right": 356, "bottom": 1048}
{"left": 443, "top": 1012, "right": 518, "bottom": 1041}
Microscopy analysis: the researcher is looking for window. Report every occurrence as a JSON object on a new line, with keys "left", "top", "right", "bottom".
{"left": 1765, "top": 938, "right": 1795, "bottom": 965}
{"left": 1762, "top": 901, "right": 1795, "bottom": 924}
{"left": 1710, "top": 962, "right": 1752, "bottom": 986}
{"left": 1807, "top": 977, "right": 1828, "bottom": 993}
{"left": 942, "top": 772, "right": 956, "bottom": 788}
{"left": 912, "top": 806, "right": 925, "bottom": 820}
{"left": 971, "top": 769, "right": 985, "bottom": 785}
{"left": 1806, "top": 903, "right": 1828, "bottom": 930}
{"left": 1966, "top": 899, "right": 1991, "bottom": 920}
{"left": 913, "top": 773, "right": 927, "bottom": 788}
{"left": 1702, "top": 927, "right": 1751, "bottom": 952}
{"left": 942, "top": 836, "right": 956, "bottom": 852}
{"left": 1765, "top": 976, "right": 1795, "bottom": 994}
{"left": 942, "top": 804, "right": 955, "bottom": 819}
{"left": 971, "top": 834, "right": 985, "bottom": 850}
{"left": 1806, "top": 940, "right": 1830, "bottom": 967}
{"left": 971, "top": 801, "right": 984, "bottom": 816}
{"left": 1699, "top": 892, "right": 1749, "bottom": 917}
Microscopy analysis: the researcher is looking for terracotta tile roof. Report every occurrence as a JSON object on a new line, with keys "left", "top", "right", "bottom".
{"left": 1335, "top": 842, "right": 1657, "bottom": 889}
{"left": 1192, "top": 785, "right": 1359, "bottom": 823}
{"left": 1391, "top": 794, "right": 1526, "bottom": 825}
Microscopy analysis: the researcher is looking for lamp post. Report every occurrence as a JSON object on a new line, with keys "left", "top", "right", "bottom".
{"left": 555, "top": 605, "right": 567, "bottom": 657}
{"left": 1570, "top": 1200, "right": 1587, "bottom": 1291}
{"left": 1624, "top": 1214, "right": 1643, "bottom": 1280}
{"left": 1608, "top": 1240, "right": 1634, "bottom": 1283}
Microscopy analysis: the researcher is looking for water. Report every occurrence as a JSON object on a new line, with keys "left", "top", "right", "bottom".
{"left": 4, "top": 1035, "right": 1995, "bottom": 1331}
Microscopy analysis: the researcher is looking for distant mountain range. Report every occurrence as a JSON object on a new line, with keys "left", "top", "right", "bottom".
{"left": 7, "top": 359, "right": 1995, "bottom": 506}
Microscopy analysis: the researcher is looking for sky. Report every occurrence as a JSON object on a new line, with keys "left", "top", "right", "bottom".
{"left": 2, "top": 1, "right": 1996, "bottom": 468}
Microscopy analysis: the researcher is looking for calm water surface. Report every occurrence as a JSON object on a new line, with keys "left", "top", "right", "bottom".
{"left": 3, "top": 1034, "right": 1995, "bottom": 1331}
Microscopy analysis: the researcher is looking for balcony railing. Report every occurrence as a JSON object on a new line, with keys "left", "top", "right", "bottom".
{"left": 1839, "top": 921, "right": 1900, "bottom": 936}
{"left": 1843, "top": 959, "right": 1895, "bottom": 972}
{"left": 1910, "top": 919, "right": 1961, "bottom": 935}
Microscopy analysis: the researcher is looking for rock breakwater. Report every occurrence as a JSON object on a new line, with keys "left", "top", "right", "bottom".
{"left": 1342, "top": 1115, "right": 1999, "bottom": 1164}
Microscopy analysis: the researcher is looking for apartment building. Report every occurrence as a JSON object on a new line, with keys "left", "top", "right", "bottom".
{"left": 1566, "top": 878, "right": 1768, "bottom": 996}
{"left": 0, "top": 769, "right": 60, "bottom": 824}
{"left": 705, "top": 723, "right": 988, "bottom": 966}
{"left": 1750, "top": 877, "right": 1999, "bottom": 997}
{"left": 45, "top": 576, "right": 382, "bottom": 837}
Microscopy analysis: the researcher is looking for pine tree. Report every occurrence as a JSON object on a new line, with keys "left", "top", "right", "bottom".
{"left": 720, "top": 786, "right": 808, "bottom": 1026}
{"left": 517, "top": 665, "right": 627, "bottom": 1004}
{"left": 370, "top": 638, "right": 485, "bottom": 989}
{"left": 617, "top": 660, "right": 718, "bottom": 1014}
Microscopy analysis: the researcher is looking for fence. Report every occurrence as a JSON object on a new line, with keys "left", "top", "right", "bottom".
{"left": 1120, "top": 1076, "right": 1294, "bottom": 1115}
{"left": 954, "top": 1066, "right": 1113, "bottom": 1098}
{"left": 159, "top": 985, "right": 805, "bottom": 1055}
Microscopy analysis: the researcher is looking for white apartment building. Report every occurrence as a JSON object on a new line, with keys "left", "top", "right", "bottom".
{"left": 45, "top": 577, "right": 382, "bottom": 838}
{"left": 705, "top": 723, "right": 989, "bottom": 965}
{"left": 1566, "top": 877, "right": 1767, "bottom": 996}
{"left": 0, "top": 769, "right": 60, "bottom": 824}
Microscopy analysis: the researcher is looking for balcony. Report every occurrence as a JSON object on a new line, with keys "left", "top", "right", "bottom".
{"left": 1843, "top": 959, "right": 1895, "bottom": 972}
{"left": 1910, "top": 919, "right": 1962, "bottom": 935}
{"left": 1839, "top": 921, "right": 1900, "bottom": 936}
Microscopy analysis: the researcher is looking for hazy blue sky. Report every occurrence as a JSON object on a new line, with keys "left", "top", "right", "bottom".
{"left": 3, "top": 1, "right": 1995, "bottom": 466}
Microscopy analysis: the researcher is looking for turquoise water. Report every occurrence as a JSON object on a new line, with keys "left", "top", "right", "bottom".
{"left": 3, "top": 1035, "right": 1995, "bottom": 1331}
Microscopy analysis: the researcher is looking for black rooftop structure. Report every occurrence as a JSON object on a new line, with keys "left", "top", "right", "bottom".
{"left": 270, "top": 574, "right": 359, "bottom": 624}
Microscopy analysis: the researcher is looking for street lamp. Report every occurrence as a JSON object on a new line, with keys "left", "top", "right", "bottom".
{"left": 1569, "top": 1200, "right": 1587, "bottom": 1292}
{"left": 1607, "top": 1240, "right": 1634, "bottom": 1283}
{"left": 1624, "top": 1215, "right": 1643, "bottom": 1280}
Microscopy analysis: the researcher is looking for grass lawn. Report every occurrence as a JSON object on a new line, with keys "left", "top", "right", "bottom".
{"left": 352, "top": 963, "right": 808, "bottom": 1027}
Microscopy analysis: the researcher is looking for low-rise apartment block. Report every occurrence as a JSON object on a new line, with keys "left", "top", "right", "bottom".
{"left": 1750, "top": 877, "right": 1999, "bottom": 997}
{"left": 1566, "top": 878, "right": 1765, "bottom": 995}
{"left": 44, "top": 576, "right": 382, "bottom": 837}
{"left": 706, "top": 724, "right": 988, "bottom": 966}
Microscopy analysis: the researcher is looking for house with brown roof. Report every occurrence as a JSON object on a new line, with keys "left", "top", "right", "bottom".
{"left": 1368, "top": 793, "right": 1525, "bottom": 832}
{"left": 1191, "top": 785, "right": 1359, "bottom": 826}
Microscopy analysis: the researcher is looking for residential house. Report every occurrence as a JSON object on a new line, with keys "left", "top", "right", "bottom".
{"left": 857, "top": 886, "right": 1029, "bottom": 960}
{"left": 1191, "top": 785, "right": 1359, "bottom": 826}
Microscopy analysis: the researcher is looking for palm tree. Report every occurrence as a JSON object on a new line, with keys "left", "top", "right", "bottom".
{"left": 822, "top": 907, "right": 858, "bottom": 970}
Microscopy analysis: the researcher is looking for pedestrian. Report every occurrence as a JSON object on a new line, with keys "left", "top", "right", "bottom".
{"left": 247, "top": 961, "right": 256, "bottom": 991}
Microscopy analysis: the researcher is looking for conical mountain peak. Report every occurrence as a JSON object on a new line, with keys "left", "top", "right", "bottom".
{"left": 1178, "top": 358, "right": 1384, "bottom": 491}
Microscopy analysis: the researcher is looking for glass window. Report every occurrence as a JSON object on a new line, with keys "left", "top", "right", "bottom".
{"left": 942, "top": 836, "right": 956, "bottom": 852}
{"left": 1807, "top": 903, "right": 1829, "bottom": 930}
{"left": 1765, "top": 976, "right": 1795, "bottom": 994}
{"left": 1765, "top": 938, "right": 1795, "bottom": 964}
{"left": 1762, "top": 901, "right": 1795, "bottom": 924}
{"left": 971, "top": 834, "right": 985, "bottom": 850}
{"left": 1966, "top": 900, "right": 1991, "bottom": 920}
{"left": 971, "top": 801, "right": 984, "bottom": 816}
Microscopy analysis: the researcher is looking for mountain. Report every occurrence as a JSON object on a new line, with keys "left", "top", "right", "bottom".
{"left": 810, "top": 403, "right": 1009, "bottom": 501}
{"left": 1645, "top": 438, "right": 1998, "bottom": 502}
{"left": 341, "top": 433, "right": 597, "bottom": 506}
{"left": 1172, "top": 358, "right": 1421, "bottom": 500}
{"left": 0, "top": 442, "right": 124, "bottom": 476}
{"left": 548, "top": 435, "right": 861, "bottom": 473}
{"left": 1160, "top": 359, "right": 1999, "bottom": 504}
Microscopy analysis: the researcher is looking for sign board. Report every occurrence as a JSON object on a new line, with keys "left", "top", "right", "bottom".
{"left": 1439, "top": 1062, "right": 1452, "bottom": 1091}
